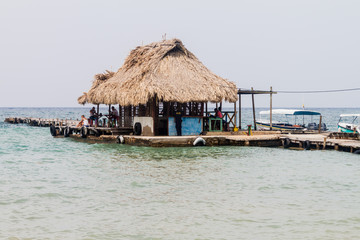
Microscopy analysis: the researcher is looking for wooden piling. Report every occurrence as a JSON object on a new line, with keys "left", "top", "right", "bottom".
{"left": 319, "top": 115, "right": 322, "bottom": 133}
{"left": 251, "top": 87, "right": 257, "bottom": 130}
{"left": 238, "top": 90, "right": 241, "bottom": 129}
{"left": 234, "top": 101, "right": 237, "bottom": 129}
{"left": 270, "top": 86, "right": 273, "bottom": 130}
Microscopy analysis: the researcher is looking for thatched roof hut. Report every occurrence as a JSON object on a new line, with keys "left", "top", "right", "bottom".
{"left": 85, "top": 39, "right": 238, "bottom": 106}
{"left": 78, "top": 70, "right": 115, "bottom": 105}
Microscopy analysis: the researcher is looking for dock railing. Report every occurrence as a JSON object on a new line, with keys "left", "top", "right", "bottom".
{"left": 205, "top": 111, "right": 236, "bottom": 131}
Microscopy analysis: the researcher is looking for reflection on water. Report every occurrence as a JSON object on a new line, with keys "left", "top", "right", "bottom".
{"left": 1, "top": 108, "right": 360, "bottom": 239}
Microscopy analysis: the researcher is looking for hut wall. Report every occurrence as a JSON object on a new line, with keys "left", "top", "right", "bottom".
{"left": 119, "top": 105, "right": 123, "bottom": 127}
{"left": 168, "top": 117, "right": 203, "bottom": 136}
{"left": 134, "top": 117, "right": 154, "bottom": 136}
{"left": 124, "top": 106, "right": 133, "bottom": 127}
{"left": 132, "top": 100, "right": 205, "bottom": 136}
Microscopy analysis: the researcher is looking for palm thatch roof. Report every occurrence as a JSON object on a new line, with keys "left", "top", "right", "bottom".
{"left": 85, "top": 38, "right": 238, "bottom": 106}
{"left": 78, "top": 92, "right": 88, "bottom": 105}
{"left": 77, "top": 70, "right": 115, "bottom": 105}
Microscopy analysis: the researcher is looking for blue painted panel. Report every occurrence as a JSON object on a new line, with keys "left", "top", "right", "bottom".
{"left": 168, "top": 117, "right": 203, "bottom": 136}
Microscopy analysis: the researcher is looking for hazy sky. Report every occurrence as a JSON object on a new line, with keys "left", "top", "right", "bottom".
{"left": 0, "top": 0, "right": 359, "bottom": 108}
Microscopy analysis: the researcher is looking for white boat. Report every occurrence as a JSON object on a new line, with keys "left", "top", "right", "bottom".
{"left": 338, "top": 114, "right": 360, "bottom": 133}
{"left": 256, "top": 109, "right": 327, "bottom": 131}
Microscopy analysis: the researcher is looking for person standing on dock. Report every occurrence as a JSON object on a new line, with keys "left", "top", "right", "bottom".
{"left": 175, "top": 106, "right": 183, "bottom": 136}
{"left": 111, "top": 106, "right": 119, "bottom": 127}
{"left": 89, "top": 107, "right": 97, "bottom": 127}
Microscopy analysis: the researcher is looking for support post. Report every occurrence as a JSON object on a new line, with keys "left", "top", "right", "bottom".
{"left": 166, "top": 102, "right": 170, "bottom": 117}
{"left": 205, "top": 102, "right": 208, "bottom": 116}
{"left": 234, "top": 101, "right": 237, "bottom": 128}
{"left": 238, "top": 91, "right": 241, "bottom": 129}
{"left": 119, "top": 105, "right": 123, "bottom": 127}
{"left": 152, "top": 96, "right": 157, "bottom": 136}
{"left": 96, "top": 104, "right": 100, "bottom": 127}
{"left": 127, "top": 106, "right": 132, "bottom": 127}
{"left": 201, "top": 102, "right": 204, "bottom": 116}
{"left": 108, "top": 105, "right": 111, "bottom": 127}
{"left": 319, "top": 115, "right": 322, "bottom": 133}
{"left": 251, "top": 87, "right": 257, "bottom": 130}
{"left": 117, "top": 104, "right": 122, "bottom": 127}
{"left": 270, "top": 86, "right": 273, "bottom": 131}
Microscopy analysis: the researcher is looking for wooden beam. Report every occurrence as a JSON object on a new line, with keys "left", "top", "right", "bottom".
{"left": 234, "top": 101, "right": 237, "bottom": 128}
{"left": 119, "top": 105, "right": 123, "bottom": 127}
{"left": 166, "top": 102, "right": 170, "bottom": 117}
{"left": 270, "top": 86, "right": 273, "bottom": 130}
{"left": 205, "top": 102, "right": 208, "bottom": 116}
{"left": 152, "top": 96, "right": 157, "bottom": 136}
{"left": 251, "top": 87, "right": 257, "bottom": 130}
{"left": 108, "top": 105, "right": 111, "bottom": 127}
{"left": 96, "top": 104, "right": 100, "bottom": 127}
{"left": 238, "top": 92, "right": 241, "bottom": 129}
{"left": 201, "top": 102, "right": 204, "bottom": 116}
{"left": 238, "top": 89, "right": 277, "bottom": 95}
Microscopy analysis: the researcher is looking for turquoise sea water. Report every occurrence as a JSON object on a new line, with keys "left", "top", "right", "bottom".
{"left": 1, "top": 108, "right": 360, "bottom": 239}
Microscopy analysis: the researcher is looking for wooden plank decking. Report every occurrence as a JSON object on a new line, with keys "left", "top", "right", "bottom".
{"left": 4, "top": 117, "right": 133, "bottom": 135}
{"left": 280, "top": 133, "right": 360, "bottom": 153}
{"left": 4, "top": 117, "right": 78, "bottom": 127}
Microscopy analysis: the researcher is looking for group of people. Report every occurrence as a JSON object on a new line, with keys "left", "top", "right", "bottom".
{"left": 77, "top": 106, "right": 119, "bottom": 128}
{"left": 76, "top": 105, "right": 226, "bottom": 133}
{"left": 208, "top": 107, "right": 223, "bottom": 118}
{"left": 207, "top": 107, "right": 228, "bottom": 131}
{"left": 108, "top": 106, "right": 119, "bottom": 126}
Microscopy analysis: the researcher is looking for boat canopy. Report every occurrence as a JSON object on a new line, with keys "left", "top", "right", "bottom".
{"left": 259, "top": 109, "right": 321, "bottom": 116}
{"left": 339, "top": 114, "right": 360, "bottom": 117}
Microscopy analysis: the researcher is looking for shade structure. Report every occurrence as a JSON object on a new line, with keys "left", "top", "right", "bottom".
{"left": 85, "top": 38, "right": 238, "bottom": 106}
{"left": 260, "top": 109, "right": 321, "bottom": 116}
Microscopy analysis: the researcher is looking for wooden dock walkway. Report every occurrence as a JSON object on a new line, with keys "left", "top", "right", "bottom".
{"left": 4, "top": 117, "right": 78, "bottom": 127}
{"left": 68, "top": 132, "right": 360, "bottom": 153}
{"left": 280, "top": 133, "right": 360, "bottom": 153}
{"left": 4, "top": 116, "right": 360, "bottom": 153}
{"left": 4, "top": 117, "right": 133, "bottom": 136}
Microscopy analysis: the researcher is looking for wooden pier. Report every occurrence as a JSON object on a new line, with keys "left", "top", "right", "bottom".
{"left": 4, "top": 117, "right": 78, "bottom": 127}
{"left": 65, "top": 132, "right": 360, "bottom": 153}
{"left": 280, "top": 132, "right": 360, "bottom": 153}
{"left": 4, "top": 117, "right": 360, "bottom": 153}
{"left": 118, "top": 134, "right": 281, "bottom": 147}
{"left": 4, "top": 117, "right": 133, "bottom": 136}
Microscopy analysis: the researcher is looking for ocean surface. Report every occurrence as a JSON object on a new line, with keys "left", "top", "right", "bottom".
{"left": 1, "top": 107, "right": 360, "bottom": 239}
